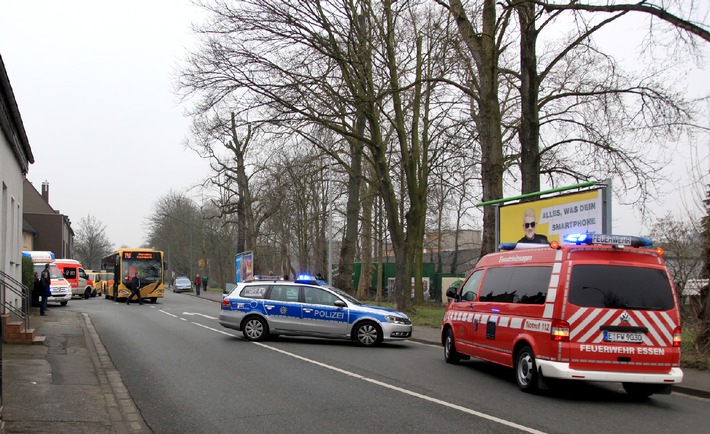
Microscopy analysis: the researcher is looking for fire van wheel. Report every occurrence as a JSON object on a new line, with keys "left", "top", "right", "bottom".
{"left": 515, "top": 345, "right": 539, "bottom": 393}
{"left": 354, "top": 321, "right": 382, "bottom": 346}
{"left": 242, "top": 316, "right": 268, "bottom": 342}
{"left": 83, "top": 288, "right": 92, "bottom": 299}
{"left": 444, "top": 328, "right": 460, "bottom": 364}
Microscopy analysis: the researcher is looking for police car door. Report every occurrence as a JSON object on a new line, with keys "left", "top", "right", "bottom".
{"left": 264, "top": 285, "right": 302, "bottom": 333}
{"left": 300, "top": 286, "right": 348, "bottom": 337}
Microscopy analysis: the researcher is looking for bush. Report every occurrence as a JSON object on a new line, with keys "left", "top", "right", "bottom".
{"left": 21, "top": 256, "right": 35, "bottom": 289}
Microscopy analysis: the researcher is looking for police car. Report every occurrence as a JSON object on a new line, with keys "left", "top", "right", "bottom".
{"left": 219, "top": 275, "right": 412, "bottom": 346}
{"left": 442, "top": 233, "right": 683, "bottom": 398}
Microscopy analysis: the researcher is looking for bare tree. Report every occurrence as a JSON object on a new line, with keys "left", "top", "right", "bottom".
{"left": 650, "top": 212, "right": 703, "bottom": 287}
{"left": 699, "top": 188, "right": 710, "bottom": 350}
{"left": 439, "top": 0, "right": 508, "bottom": 255}
{"left": 73, "top": 215, "right": 113, "bottom": 269}
{"left": 537, "top": 1, "right": 710, "bottom": 44}
{"left": 146, "top": 191, "right": 201, "bottom": 279}
{"left": 180, "top": 0, "right": 458, "bottom": 309}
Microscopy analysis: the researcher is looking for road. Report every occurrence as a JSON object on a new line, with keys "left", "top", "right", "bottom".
{"left": 68, "top": 293, "right": 710, "bottom": 434}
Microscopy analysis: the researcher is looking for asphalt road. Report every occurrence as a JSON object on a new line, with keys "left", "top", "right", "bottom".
{"left": 67, "top": 293, "right": 710, "bottom": 434}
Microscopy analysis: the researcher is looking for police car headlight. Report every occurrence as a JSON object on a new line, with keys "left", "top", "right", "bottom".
{"left": 386, "top": 315, "right": 411, "bottom": 325}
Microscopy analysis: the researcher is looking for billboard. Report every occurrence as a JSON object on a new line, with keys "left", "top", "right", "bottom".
{"left": 499, "top": 188, "right": 607, "bottom": 244}
{"left": 235, "top": 251, "right": 253, "bottom": 283}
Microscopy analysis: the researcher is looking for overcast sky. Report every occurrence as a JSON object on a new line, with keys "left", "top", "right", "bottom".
{"left": 1, "top": 0, "right": 211, "bottom": 248}
{"left": 1, "top": 1, "right": 708, "bottom": 251}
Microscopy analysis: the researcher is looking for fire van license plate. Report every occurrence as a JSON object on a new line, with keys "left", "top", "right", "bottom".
{"left": 603, "top": 331, "right": 643, "bottom": 343}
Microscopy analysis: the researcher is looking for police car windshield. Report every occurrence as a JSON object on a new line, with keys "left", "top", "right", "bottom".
{"left": 326, "top": 286, "right": 362, "bottom": 305}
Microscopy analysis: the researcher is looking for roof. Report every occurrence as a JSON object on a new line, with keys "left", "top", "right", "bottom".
{"left": 0, "top": 54, "right": 34, "bottom": 172}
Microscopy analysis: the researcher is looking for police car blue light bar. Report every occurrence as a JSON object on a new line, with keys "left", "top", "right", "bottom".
{"left": 562, "top": 233, "right": 652, "bottom": 247}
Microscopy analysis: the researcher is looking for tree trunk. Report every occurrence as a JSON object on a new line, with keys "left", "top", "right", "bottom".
{"left": 449, "top": 0, "right": 505, "bottom": 256}
{"left": 517, "top": 1, "right": 540, "bottom": 195}
{"left": 335, "top": 126, "right": 364, "bottom": 293}
{"left": 356, "top": 173, "right": 374, "bottom": 299}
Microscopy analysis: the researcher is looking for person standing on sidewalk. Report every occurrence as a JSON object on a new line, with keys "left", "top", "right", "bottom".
{"left": 40, "top": 264, "right": 51, "bottom": 316}
{"left": 126, "top": 271, "right": 144, "bottom": 305}
{"left": 194, "top": 274, "right": 202, "bottom": 296}
{"left": 202, "top": 275, "right": 208, "bottom": 293}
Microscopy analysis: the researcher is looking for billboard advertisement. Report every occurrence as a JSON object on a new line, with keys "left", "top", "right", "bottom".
{"left": 235, "top": 251, "right": 253, "bottom": 283}
{"left": 499, "top": 188, "right": 607, "bottom": 244}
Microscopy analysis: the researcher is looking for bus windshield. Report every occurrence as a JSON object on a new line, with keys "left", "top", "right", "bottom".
{"left": 120, "top": 251, "right": 162, "bottom": 286}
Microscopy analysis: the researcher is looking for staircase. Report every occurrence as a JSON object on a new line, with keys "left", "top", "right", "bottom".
{"left": 1, "top": 270, "right": 45, "bottom": 345}
{"left": 1, "top": 314, "right": 44, "bottom": 344}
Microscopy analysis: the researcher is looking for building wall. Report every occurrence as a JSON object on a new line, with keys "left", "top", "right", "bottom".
{"left": 1, "top": 146, "right": 25, "bottom": 283}
{"left": 22, "top": 230, "right": 33, "bottom": 250}
{"left": 23, "top": 179, "right": 74, "bottom": 258}
{"left": 1, "top": 54, "right": 34, "bottom": 311}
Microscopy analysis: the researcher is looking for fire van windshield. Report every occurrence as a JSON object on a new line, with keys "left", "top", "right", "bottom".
{"left": 569, "top": 265, "right": 674, "bottom": 311}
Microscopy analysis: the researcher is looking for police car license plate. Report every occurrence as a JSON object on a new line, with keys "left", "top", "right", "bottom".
{"left": 603, "top": 331, "right": 643, "bottom": 343}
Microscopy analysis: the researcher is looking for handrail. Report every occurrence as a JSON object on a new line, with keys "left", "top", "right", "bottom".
{"left": 0, "top": 269, "right": 30, "bottom": 331}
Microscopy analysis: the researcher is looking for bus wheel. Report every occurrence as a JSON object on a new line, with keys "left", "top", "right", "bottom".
{"left": 515, "top": 345, "right": 539, "bottom": 393}
{"left": 150, "top": 298, "right": 157, "bottom": 304}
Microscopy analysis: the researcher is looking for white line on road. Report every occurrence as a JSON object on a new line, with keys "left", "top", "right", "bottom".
{"left": 182, "top": 312, "right": 217, "bottom": 319}
{"left": 171, "top": 310, "right": 545, "bottom": 433}
{"left": 254, "top": 342, "right": 546, "bottom": 434}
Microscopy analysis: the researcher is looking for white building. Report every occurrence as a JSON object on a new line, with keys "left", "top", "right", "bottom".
{"left": 1, "top": 54, "right": 34, "bottom": 308}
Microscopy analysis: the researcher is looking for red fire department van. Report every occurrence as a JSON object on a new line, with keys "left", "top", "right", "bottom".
{"left": 54, "top": 259, "right": 94, "bottom": 299}
{"left": 442, "top": 233, "right": 683, "bottom": 398}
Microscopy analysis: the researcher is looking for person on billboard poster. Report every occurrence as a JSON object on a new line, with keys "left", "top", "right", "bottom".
{"left": 518, "top": 207, "right": 549, "bottom": 244}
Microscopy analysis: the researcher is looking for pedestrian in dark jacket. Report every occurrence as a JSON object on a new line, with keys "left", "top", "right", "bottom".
{"left": 40, "top": 264, "right": 51, "bottom": 316}
{"left": 32, "top": 271, "right": 41, "bottom": 308}
{"left": 126, "top": 271, "right": 144, "bottom": 305}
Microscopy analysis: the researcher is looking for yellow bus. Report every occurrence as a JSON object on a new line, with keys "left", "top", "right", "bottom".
{"left": 101, "top": 248, "right": 165, "bottom": 303}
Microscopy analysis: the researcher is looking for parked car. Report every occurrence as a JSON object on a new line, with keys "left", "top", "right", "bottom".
{"left": 174, "top": 276, "right": 192, "bottom": 293}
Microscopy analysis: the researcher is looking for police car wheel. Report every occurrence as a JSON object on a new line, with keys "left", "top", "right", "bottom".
{"left": 60, "top": 301, "right": 68, "bottom": 306}
{"left": 243, "top": 317, "right": 268, "bottom": 341}
{"left": 515, "top": 345, "right": 539, "bottom": 393}
{"left": 354, "top": 321, "right": 382, "bottom": 346}
{"left": 444, "top": 328, "right": 460, "bottom": 364}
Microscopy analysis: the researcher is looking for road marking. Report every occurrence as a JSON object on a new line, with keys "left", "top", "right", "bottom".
{"left": 169, "top": 311, "right": 544, "bottom": 432}
{"left": 182, "top": 312, "right": 217, "bottom": 319}
{"left": 254, "top": 342, "right": 546, "bottom": 434}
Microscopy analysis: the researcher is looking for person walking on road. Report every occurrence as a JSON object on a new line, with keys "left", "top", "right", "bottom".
{"left": 126, "top": 271, "right": 144, "bottom": 305}
{"left": 40, "top": 264, "right": 51, "bottom": 316}
{"left": 194, "top": 274, "right": 202, "bottom": 296}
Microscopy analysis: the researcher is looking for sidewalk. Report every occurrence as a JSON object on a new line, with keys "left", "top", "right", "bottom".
{"left": 2, "top": 309, "right": 151, "bottom": 433}
{"left": 2, "top": 292, "right": 709, "bottom": 433}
